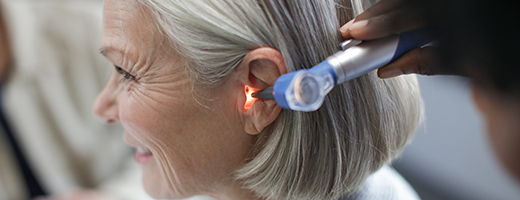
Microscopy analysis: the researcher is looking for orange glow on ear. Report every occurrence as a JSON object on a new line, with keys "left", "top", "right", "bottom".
{"left": 244, "top": 85, "right": 257, "bottom": 110}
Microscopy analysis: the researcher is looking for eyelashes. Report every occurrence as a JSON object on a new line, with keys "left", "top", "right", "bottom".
{"left": 114, "top": 65, "right": 136, "bottom": 83}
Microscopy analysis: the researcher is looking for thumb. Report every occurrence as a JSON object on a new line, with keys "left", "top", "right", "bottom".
{"left": 378, "top": 47, "right": 439, "bottom": 78}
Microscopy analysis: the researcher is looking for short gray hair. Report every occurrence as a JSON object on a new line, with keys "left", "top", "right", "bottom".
{"left": 139, "top": 0, "right": 423, "bottom": 199}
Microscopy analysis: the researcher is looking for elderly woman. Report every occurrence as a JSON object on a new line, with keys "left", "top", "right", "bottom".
{"left": 94, "top": 0, "right": 423, "bottom": 199}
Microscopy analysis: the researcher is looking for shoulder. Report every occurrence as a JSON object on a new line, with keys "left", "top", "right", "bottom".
{"left": 341, "top": 165, "right": 420, "bottom": 200}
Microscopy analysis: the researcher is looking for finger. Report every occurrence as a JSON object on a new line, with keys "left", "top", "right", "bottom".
{"left": 340, "top": 19, "right": 355, "bottom": 38}
{"left": 377, "top": 47, "right": 439, "bottom": 78}
{"left": 355, "top": 0, "right": 406, "bottom": 21}
{"left": 347, "top": 9, "right": 424, "bottom": 40}
{"left": 341, "top": 0, "right": 407, "bottom": 39}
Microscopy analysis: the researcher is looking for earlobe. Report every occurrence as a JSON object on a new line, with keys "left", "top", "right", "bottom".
{"left": 239, "top": 47, "right": 286, "bottom": 135}
{"left": 244, "top": 98, "right": 282, "bottom": 135}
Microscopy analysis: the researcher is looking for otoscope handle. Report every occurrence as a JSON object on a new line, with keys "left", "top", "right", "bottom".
{"left": 392, "top": 28, "right": 433, "bottom": 61}
{"left": 263, "top": 28, "right": 434, "bottom": 112}
{"left": 327, "top": 27, "right": 434, "bottom": 85}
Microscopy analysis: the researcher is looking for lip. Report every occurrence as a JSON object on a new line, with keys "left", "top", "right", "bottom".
{"left": 135, "top": 148, "right": 154, "bottom": 164}
{"left": 125, "top": 133, "right": 154, "bottom": 164}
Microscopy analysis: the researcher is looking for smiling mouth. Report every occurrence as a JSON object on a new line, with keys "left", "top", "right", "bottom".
{"left": 137, "top": 146, "right": 152, "bottom": 154}
{"left": 135, "top": 146, "right": 153, "bottom": 164}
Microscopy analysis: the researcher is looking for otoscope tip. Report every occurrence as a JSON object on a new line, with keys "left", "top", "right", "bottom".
{"left": 251, "top": 87, "right": 274, "bottom": 100}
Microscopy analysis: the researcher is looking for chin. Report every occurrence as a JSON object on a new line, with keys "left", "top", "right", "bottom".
{"left": 141, "top": 159, "right": 195, "bottom": 199}
{"left": 141, "top": 160, "right": 180, "bottom": 199}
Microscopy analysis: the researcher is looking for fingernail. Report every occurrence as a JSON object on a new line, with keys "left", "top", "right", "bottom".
{"left": 379, "top": 69, "right": 403, "bottom": 78}
{"left": 349, "top": 20, "right": 368, "bottom": 31}
{"left": 340, "top": 19, "right": 355, "bottom": 33}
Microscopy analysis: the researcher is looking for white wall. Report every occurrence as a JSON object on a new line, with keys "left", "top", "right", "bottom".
{"left": 393, "top": 76, "right": 520, "bottom": 200}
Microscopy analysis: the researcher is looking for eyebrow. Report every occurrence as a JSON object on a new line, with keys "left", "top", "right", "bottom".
{"left": 99, "top": 47, "right": 108, "bottom": 56}
{"left": 99, "top": 46, "right": 126, "bottom": 57}
{"left": 98, "top": 46, "right": 140, "bottom": 72}
{"left": 99, "top": 47, "right": 118, "bottom": 57}
{"left": 98, "top": 46, "right": 125, "bottom": 65}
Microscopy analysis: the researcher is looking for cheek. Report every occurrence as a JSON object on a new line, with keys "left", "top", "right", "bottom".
{"left": 474, "top": 91, "right": 520, "bottom": 180}
{"left": 118, "top": 85, "right": 256, "bottom": 197}
{"left": 483, "top": 110, "right": 520, "bottom": 177}
{"left": 118, "top": 89, "right": 199, "bottom": 196}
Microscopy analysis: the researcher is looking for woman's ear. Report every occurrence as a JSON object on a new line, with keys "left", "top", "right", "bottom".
{"left": 238, "top": 47, "right": 286, "bottom": 135}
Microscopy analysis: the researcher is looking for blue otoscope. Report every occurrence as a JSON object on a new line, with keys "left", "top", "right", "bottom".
{"left": 251, "top": 28, "right": 433, "bottom": 112}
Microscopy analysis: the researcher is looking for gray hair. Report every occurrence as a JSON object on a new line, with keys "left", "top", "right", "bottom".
{"left": 139, "top": 0, "right": 423, "bottom": 199}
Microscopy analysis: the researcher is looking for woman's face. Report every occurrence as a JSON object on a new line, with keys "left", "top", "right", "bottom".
{"left": 95, "top": 0, "right": 256, "bottom": 198}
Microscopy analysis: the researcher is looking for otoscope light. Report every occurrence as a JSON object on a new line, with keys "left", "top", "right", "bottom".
{"left": 244, "top": 85, "right": 257, "bottom": 110}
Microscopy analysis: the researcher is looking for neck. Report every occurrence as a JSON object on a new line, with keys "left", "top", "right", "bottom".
{"left": 206, "top": 179, "right": 265, "bottom": 200}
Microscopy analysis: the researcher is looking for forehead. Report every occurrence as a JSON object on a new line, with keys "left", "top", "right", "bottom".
{"left": 102, "top": 0, "right": 159, "bottom": 54}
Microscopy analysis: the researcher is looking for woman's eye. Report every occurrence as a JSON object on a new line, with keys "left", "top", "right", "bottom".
{"left": 114, "top": 65, "right": 136, "bottom": 82}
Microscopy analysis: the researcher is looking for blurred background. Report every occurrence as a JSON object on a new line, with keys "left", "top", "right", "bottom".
{"left": 393, "top": 76, "right": 520, "bottom": 200}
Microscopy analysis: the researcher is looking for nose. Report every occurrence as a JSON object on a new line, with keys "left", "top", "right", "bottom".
{"left": 94, "top": 74, "right": 120, "bottom": 124}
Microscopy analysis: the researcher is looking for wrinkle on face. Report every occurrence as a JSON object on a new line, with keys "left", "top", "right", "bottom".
{"left": 99, "top": 1, "right": 257, "bottom": 199}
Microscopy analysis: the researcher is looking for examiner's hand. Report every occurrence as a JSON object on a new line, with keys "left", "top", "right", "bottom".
{"left": 340, "top": 0, "right": 441, "bottom": 78}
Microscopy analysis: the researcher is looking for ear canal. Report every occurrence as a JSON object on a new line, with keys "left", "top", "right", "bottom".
{"left": 244, "top": 85, "right": 258, "bottom": 110}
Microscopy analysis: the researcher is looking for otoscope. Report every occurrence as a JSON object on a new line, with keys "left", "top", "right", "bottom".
{"left": 251, "top": 28, "right": 433, "bottom": 112}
